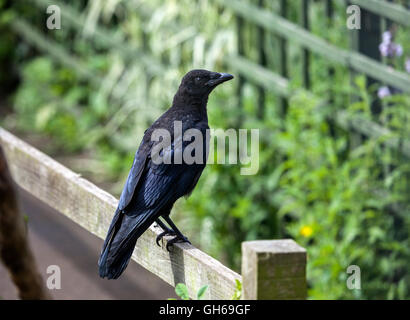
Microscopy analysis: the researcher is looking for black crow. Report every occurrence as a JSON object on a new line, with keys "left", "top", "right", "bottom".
{"left": 98, "top": 69, "right": 233, "bottom": 279}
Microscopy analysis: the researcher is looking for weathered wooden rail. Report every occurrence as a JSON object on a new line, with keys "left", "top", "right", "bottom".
{"left": 0, "top": 127, "right": 307, "bottom": 300}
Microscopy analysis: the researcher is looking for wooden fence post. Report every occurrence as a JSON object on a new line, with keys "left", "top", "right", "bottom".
{"left": 241, "top": 239, "right": 307, "bottom": 300}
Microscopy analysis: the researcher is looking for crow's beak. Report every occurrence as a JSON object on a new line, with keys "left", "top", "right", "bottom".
{"left": 206, "top": 73, "right": 234, "bottom": 87}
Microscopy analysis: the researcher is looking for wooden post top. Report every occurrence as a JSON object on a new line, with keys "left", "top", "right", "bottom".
{"left": 242, "top": 239, "right": 306, "bottom": 254}
{"left": 241, "top": 239, "right": 307, "bottom": 300}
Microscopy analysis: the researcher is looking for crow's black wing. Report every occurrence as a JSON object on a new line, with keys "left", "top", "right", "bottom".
{"left": 99, "top": 121, "right": 209, "bottom": 278}
{"left": 118, "top": 149, "right": 148, "bottom": 211}
{"left": 124, "top": 120, "right": 209, "bottom": 215}
{"left": 98, "top": 142, "right": 148, "bottom": 258}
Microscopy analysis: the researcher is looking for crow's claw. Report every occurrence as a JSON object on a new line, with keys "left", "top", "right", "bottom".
{"left": 166, "top": 235, "right": 191, "bottom": 252}
{"left": 156, "top": 230, "right": 176, "bottom": 247}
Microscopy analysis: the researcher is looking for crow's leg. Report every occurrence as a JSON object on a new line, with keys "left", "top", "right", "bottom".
{"left": 163, "top": 216, "right": 191, "bottom": 252}
{"left": 155, "top": 218, "right": 175, "bottom": 247}
{"left": 155, "top": 218, "right": 172, "bottom": 233}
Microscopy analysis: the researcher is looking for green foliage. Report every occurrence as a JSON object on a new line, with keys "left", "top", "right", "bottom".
{"left": 174, "top": 283, "right": 190, "bottom": 300}
{"left": 23, "top": 214, "right": 29, "bottom": 235}
{"left": 231, "top": 279, "right": 242, "bottom": 300}
{"left": 196, "top": 285, "right": 208, "bottom": 300}
{"left": 2, "top": 0, "right": 410, "bottom": 300}
{"left": 171, "top": 283, "right": 208, "bottom": 300}
{"left": 195, "top": 82, "right": 410, "bottom": 299}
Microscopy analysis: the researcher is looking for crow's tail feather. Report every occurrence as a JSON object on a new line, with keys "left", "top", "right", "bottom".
{"left": 98, "top": 235, "right": 136, "bottom": 279}
{"left": 98, "top": 209, "right": 154, "bottom": 279}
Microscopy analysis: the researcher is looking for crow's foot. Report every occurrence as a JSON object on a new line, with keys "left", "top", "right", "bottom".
{"left": 156, "top": 229, "right": 176, "bottom": 247}
{"left": 166, "top": 235, "right": 191, "bottom": 252}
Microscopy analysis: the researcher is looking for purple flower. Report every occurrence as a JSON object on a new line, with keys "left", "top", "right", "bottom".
{"left": 379, "top": 30, "right": 403, "bottom": 58}
{"left": 379, "top": 42, "right": 390, "bottom": 57}
{"left": 378, "top": 86, "right": 391, "bottom": 99}
{"left": 382, "top": 31, "right": 392, "bottom": 43}
{"left": 379, "top": 42, "right": 403, "bottom": 58}
{"left": 405, "top": 58, "right": 410, "bottom": 73}
{"left": 393, "top": 43, "right": 403, "bottom": 57}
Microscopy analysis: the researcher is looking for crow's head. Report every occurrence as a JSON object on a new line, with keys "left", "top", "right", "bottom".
{"left": 179, "top": 69, "right": 234, "bottom": 97}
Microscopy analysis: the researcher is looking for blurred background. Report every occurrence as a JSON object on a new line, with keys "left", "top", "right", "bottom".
{"left": 0, "top": 0, "right": 409, "bottom": 299}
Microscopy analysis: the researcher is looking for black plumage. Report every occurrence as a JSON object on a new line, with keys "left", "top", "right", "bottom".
{"left": 98, "top": 69, "right": 233, "bottom": 279}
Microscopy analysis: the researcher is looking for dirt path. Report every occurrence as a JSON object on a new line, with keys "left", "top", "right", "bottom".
{"left": 0, "top": 189, "right": 175, "bottom": 300}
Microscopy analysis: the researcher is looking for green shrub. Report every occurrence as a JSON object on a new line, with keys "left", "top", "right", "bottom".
{"left": 3, "top": 0, "right": 409, "bottom": 300}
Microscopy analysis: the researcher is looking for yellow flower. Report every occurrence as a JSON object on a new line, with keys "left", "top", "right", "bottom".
{"left": 300, "top": 225, "right": 313, "bottom": 237}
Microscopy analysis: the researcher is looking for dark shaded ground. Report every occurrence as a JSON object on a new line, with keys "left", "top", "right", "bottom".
{"left": 0, "top": 188, "right": 175, "bottom": 300}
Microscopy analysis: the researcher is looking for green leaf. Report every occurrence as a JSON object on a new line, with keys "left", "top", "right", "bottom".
{"left": 231, "top": 279, "right": 242, "bottom": 300}
{"left": 196, "top": 285, "right": 208, "bottom": 300}
{"left": 175, "top": 283, "right": 189, "bottom": 300}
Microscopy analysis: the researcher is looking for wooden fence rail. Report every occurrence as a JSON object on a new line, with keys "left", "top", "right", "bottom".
{"left": 12, "top": 0, "right": 410, "bottom": 161}
{"left": 14, "top": 15, "right": 410, "bottom": 160}
{"left": 218, "top": 0, "right": 410, "bottom": 160}
{"left": 0, "top": 127, "right": 307, "bottom": 300}
{"left": 217, "top": 0, "right": 410, "bottom": 93}
{"left": 343, "top": 0, "right": 410, "bottom": 26}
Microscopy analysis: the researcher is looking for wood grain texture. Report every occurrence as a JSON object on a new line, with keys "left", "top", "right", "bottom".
{"left": 242, "top": 239, "right": 307, "bottom": 300}
{"left": 0, "top": 127, "right": 240, "bottom": 300}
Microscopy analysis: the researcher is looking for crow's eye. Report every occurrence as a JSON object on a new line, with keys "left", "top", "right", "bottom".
{"left": 195, "top": 77, "right": 201, "bottom": 82}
